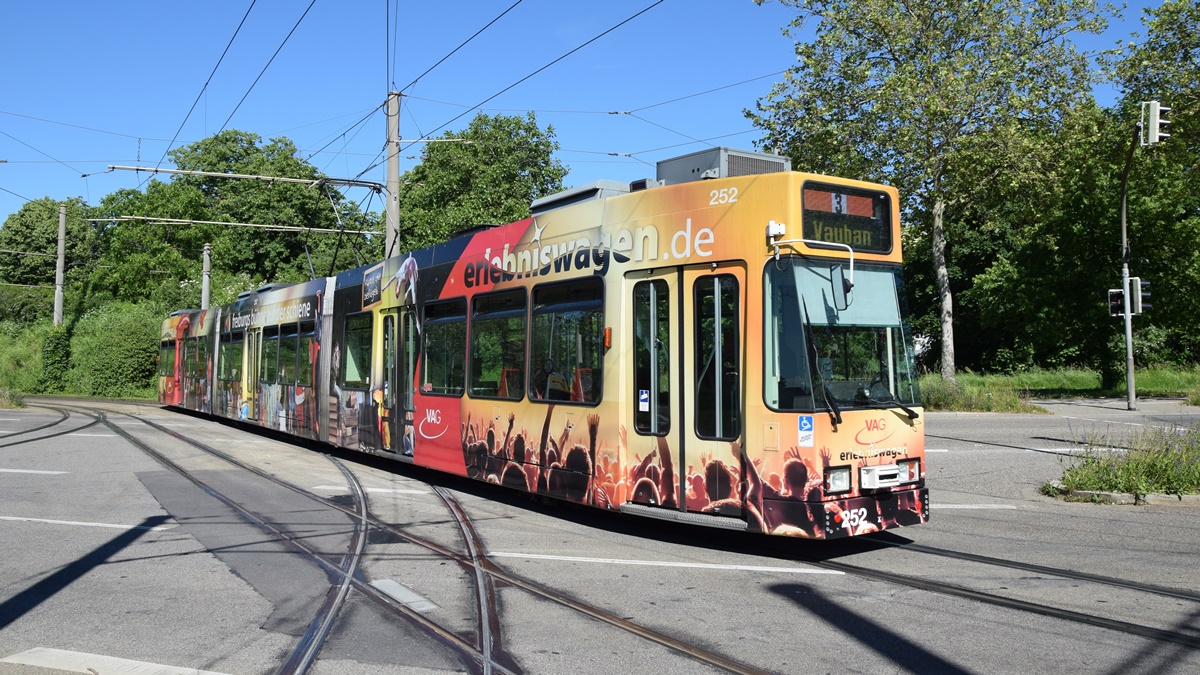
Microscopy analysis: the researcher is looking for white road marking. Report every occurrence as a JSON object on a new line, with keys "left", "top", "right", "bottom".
{"left": 0, "top": 468, "right": 67, "bottom": 475}
{"left": 931, "top": 504, "right": 1018, "bottom": 510}
{"left": 370, "top": 579, "right": 440, "bottom": 612}
{"left": 0, "top": 516, "right": 175, "bottom": 531}
{"left": 926, "top": 448, "right": 949, "bottom": 453}
{"left": 0, "top": 648, "right": 230, "bottom": 674}
{"left": 68, "top": 433, "right": 116, "bottom": 437}
{"left": 312, "top": 485, "right": 429, "bottom": 494}
{"left": 489, "top": 552, "right": 844, "bottom": 575}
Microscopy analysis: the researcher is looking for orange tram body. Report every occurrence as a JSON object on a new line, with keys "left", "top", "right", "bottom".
{"left": 160, "top": 148, "right": 928, "bottom": 540}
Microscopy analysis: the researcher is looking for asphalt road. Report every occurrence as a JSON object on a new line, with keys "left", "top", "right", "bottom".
{"left": 1, "top": 398, "right": 1197, "bottom": 674}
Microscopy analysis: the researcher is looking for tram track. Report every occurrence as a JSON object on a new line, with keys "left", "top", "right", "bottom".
{"left": 0, "top": 408, "right": 90, "bottom": 449}
{"left": 52, "top": 402, "right": 772, "bottom": 675}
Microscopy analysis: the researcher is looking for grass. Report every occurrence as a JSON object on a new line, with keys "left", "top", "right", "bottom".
{"left": 921, "top": 366, "right": 1200, "bottom": 412}
{"left": 919, "top": 373, "right": 1046, "bottom": 413}
{"left": 0, "top": 388, "right": 25, "bottom": 409}
{"left": 1047, "top": 424, "right": 1200, "bottom": 499}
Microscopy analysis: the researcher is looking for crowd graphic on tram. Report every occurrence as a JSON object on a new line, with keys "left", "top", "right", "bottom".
{"left": 451, "top": 398, "right": 923, "bottom": 537}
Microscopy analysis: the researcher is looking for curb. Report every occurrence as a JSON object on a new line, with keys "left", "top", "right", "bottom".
{"left": 1048, "top": 481, "right": 1200, "bottom": 506}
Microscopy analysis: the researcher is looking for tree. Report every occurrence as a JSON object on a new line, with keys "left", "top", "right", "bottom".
{"left": 749, "top": 0, "right": 1113, "bottom": 381}
{"left": 396, "top": 112, "right": 567, "bottom": 252}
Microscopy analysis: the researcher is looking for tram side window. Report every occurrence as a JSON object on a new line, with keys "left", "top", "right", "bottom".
{"left": 298, "top": 321, "right": 315, "bottom": 387}
{"left": 159, "top": 341, "right": 176, "bottom": 377}
{"left": 694, "top": 275, "right": 740, "bottom": 441}
{"left": 220, "top": 333, "right": 244, "bottom": 381}
{"left": 470, "top": 290, "right": 526, "bottom": 400}
{"left": 279, "top": 324, "right": 298, "bottom": 385}
{"left": 763, "top": 265, "right": 814, "bottom": 411}
{"left": 421, "top": 299, "right": 466, "bottom": 396}
{"left": 634, "top": 280, "right": 670, "bottom": 434}
{"left": 198, "top": 338, "right": 210, "bottom": 379}
{"left": 261, "top": 326, "right": 279, "bottom": 383}
{"left": 341, "top": 312, "right": 372, "bottom": 390}
{"left": 530, "top": 279, "right": 603, "bottom": 405}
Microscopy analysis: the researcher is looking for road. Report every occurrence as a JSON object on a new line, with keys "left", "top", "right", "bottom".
{"left": 0, "top": 397, "right": 1197, "bottom": 674}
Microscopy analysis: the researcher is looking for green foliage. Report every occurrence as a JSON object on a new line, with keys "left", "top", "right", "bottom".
{"left": 65, "top": 302, "right": 161, "bottom": 398}
{"left": 1058, "top": 424, "right": 1200, "bottom": 497}
{"left": 918, "top": 373, "right": 1045, "bottom": 412}
{"left": 0, "top": 196, "right": 96, "bottom": 287}
{"left": 0, "top": 320, "right": 52, "bottom": 392}
{"left": 397, "top": 112, "right": 567, "bottom": 251}
{"left": 0, "top": 388, "right": 23, "bottom": 408}
{"left": 39, "top": 326, "right": 71, "bottom": 393}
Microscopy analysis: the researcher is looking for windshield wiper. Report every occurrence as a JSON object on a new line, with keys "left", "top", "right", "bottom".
{"left": 861, "top": 393, "right": 920, "bottom": 419}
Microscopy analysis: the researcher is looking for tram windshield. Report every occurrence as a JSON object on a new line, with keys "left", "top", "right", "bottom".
{"left": 764, "top": 258, "right": 921, "bottom": 413}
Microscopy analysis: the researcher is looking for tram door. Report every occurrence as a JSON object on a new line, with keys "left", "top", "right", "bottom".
{"left": 382, "top": 308, "right": 418, "bottom": 456}
{"left": 626, "top": 264, "right": 746, "bottom": 515}
{"left": 245, "top": 328, "right": 260, "bottom": 421}
{"left": 681, "top": 264, "right": 745, "bottom": 515}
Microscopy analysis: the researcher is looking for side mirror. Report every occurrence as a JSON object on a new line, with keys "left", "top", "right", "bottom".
{"left": 831, "top": 264, "right": 853, "bottom": 311}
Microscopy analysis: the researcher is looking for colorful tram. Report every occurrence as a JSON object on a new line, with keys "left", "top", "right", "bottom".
{"left": 160, "top": 147, "right": 928, "bottom": 540}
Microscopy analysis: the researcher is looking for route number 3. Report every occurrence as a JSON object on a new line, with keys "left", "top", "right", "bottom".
{"left": 709, "top": 187, "right": 739, "bottom": 205}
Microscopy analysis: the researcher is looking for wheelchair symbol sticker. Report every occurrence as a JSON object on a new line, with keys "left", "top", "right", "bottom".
{"left": 797, "top": 415, "right": 814, "bottom": 447}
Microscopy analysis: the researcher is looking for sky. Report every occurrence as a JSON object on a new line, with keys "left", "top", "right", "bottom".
{"left": 0, "top": 0, "right": 1162, "bottom": 227}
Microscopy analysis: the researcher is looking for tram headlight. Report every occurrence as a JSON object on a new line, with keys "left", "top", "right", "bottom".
{"left": 825, "top": 466, "right": 852, "bottom": 494}
{"left": 898, "top": 458, "right": 921, "bottom": 484}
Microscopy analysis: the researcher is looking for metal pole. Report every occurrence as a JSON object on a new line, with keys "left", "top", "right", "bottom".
{"left": 201, "top": 243, "right": 211, "bottom": 310}
{"left": 386, "top": 91, "right": 401, "bottom": 259}
{"left": 53, "top": 205, "right": 66, "bottom": 327}
{"left": 1118, "top": 124, "right": 1139, "bottom": 411}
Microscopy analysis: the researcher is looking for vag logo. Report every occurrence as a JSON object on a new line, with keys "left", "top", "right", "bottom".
{"left": 854, "top": 418, "right": 894, "bottom": 446}
{"left": 419, "top": 407, "right": 447, "bottom": 439}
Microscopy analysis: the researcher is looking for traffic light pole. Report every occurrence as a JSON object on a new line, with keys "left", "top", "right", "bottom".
{"left": 1118, "top": 123, "right": 1139, "bottom": 411}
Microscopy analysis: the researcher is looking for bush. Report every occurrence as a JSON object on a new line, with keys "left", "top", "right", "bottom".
{"left": 39, "top": 326, "right": 71, "bottom": 393}
{"left": 66, "top": 302, "right": 161, "bottom": 398}
{"left": 0, "top": 388, "right": 24, "bottom": 408}
{"left": 1058, "top": 425, "right": 1200, "bottom": 498}
{"left": 0, "top": 321, "right": 52, "bottom": 393}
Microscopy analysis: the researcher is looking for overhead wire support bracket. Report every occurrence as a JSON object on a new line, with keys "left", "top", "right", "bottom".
{"left": 107, "top": 165, "right": 384, "bottom": 192}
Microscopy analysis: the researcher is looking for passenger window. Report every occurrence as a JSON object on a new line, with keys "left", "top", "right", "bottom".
{"left": 530, "top": 279, "right": 603, "bottom": 405}
{"left": 421, "top": 299, "right": 466, "bottom": 396}
{"left": 470, "top": 290, "right": 526, "bottom": 400}
{"left": 341, "top": 313, "right": 372, "bottom": 390}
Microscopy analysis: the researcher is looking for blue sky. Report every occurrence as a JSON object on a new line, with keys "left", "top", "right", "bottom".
{"left": 0, "top": 0, "right": 1160, "bottom": 226}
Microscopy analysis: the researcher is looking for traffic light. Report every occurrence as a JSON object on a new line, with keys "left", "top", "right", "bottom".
{"left": 1108, "top": 288, "right": 1124, "bottom": 317}
{"left": 1130, "top": 277, "right": 1150, "bottom": 314}
{"left": 1143, "top": 101, "right": 1171, "bottom": 145}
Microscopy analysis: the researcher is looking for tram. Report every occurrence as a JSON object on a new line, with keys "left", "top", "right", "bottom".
{"left": 160, "top": 147, "right": 927, "bottom": 539}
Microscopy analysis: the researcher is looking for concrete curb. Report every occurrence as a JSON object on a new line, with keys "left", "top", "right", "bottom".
{"left": 1048, "top": 481, "right": 1200, "bottom": 506}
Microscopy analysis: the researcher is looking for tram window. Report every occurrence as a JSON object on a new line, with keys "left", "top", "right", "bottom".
{"left": 341, "top": 312, "right": 372, "bottom": 390}
{"left": 383, "top": 314, "right": 395, "bottom": 404}
{"left": 401, "top": 311, "right": 417, "bottom": 410}
{"left": 529, "top": 279, "right": 603, "bottom": 405}
{"left": 221, "top": 333, "right": 244, "bottom": 381}
{"left": 297, "top": 322, "right": 314, "bottom": 387}
{"left": 198, "top": 338, "right": 210, "bottom": 379}
{"left": 633, "top": 279, "right": 670, "bottom": 434}
{"left": 261, "top": 326, "right": 279, "bottom": 383}
{"left": 763, "top": 266, "right": 814, "bottom": 411}
{"left": 159, "top": 341, "right": 176, "bottom": 377}
{"left": 694, "top": 275, "right": 740, "bottom": 441}
{"left": 279, "top": 324, "right": 298, "bottom": 385}
{"left": 470, "top": 290, "right": 526, "bottom": 400}
{"left": 421, "top": 299, "right": 466, "bottom": 397}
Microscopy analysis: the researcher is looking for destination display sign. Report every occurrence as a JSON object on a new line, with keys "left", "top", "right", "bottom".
{"left": 801, "top": 183, "right": 892, "bottom": 254}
